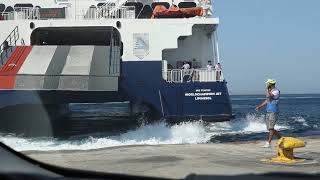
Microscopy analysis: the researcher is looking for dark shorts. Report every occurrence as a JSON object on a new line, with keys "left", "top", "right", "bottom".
{"left": 265, "top": 112, "right": 278, "bottom": 130}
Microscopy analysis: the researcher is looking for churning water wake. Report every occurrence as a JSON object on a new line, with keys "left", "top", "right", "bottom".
{"left": 208, "top": 114, "right": 289, "bottom": 136}
{"left": 0, "top": 114, "right": 290, "bottom": 152}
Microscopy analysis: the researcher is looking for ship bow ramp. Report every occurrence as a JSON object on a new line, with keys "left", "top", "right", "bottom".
{"left": 15, "top": 45, "right": 119, "bottom": 91}
{"left": 0, "top": 44, "right": 122, "bottom": 106}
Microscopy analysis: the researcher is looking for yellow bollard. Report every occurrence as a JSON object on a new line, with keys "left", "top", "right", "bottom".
{"left": 269, "top": 137, "right": 306, "bottom": 164}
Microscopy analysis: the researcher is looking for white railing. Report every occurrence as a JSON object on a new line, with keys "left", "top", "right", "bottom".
{"left": 16, "top": 8, "right": 40, "bottom": 20}
{"left": 82, "top": 5, "right": 135, "bottom": 20}
{"left": 1, "top": 12, "right": 15, "bottom": 20}
{"left": 100, "top": 0, "right": 128, "bottom": 15}
{"left": 163, "top": 68, "right": 224, "bottom": 83}
{"left": 1, "top": 8, "right": 40, "bottom": 20}
{"left": 0, "top": 5, "right": 135, "bottom": 21}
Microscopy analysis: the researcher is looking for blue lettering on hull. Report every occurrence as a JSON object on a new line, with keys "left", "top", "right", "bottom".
{"left": 121, "top": 61, "right": 232, "bottom": 120}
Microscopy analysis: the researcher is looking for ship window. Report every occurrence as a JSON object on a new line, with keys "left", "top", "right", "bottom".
{"left": 124, "top": 2, "right": 143, "bottom": 18}
{"left": 30, "top": 22, "right": 35, "bottom": 29}
{"left": 0, "top": 4, "right": 5, "bottom": 13}
{"left": 31, "top": 27, "right": 121, "bottom": 46}
{"left": 56, "top": 0, "right": 70, "bottom": 3}
{"left": 4, "top": 6, "right": 14, "bottom": 12}
{"left": 83, "top": 5, "right": 97, "bottom": 19}
{"left": 151, "top": 2, "right": 170, "bottom": 9}
{"left": 97, "top": 3, "right": 115, "bottom": 7}
{"left": 116, "top": 21, "right": 121, "bottom": 29}
{"left": 178, "top": 2, "right": 196, "bottom": 8}
{"left": 14, "top": 3, "right": 33, "bottom": 11}
{"left": 97, "top": 3, "right": 105, "bottom": 7}
{"left": 138, "top": 5, "right": 153, "bottom": 19}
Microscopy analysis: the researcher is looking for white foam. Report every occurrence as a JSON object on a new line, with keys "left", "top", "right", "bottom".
{"left": 232, "top": 96, "right": 320, "bottom": 101}
{"left": 0, "top": 121, "right": 211, "bottom": 151}
{"left": 208, "top": 114, "right": 290, "bottom": 136}
{"left": 232, "top": 97, "right": 266, "bottom": 100}
{"left": 0, "top": 114, "right": 292, "bottom": 152}
{"left": 293, "top": 117, "right": 309, "bottom": 127}
{"left": 290, "top": 96, "right": 320, "bottom": 99}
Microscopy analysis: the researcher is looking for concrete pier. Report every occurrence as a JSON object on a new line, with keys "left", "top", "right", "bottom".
{"left": 24, "top": 137, "right": 320, "bottom": 179}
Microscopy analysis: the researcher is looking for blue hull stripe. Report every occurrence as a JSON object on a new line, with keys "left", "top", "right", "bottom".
{"left": 0, "top": 61, "right": 232, "bottom": 119}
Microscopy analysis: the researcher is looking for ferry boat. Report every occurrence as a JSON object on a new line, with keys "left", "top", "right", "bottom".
{"left": 0, "top": 0, "right": 232, "bottom": 135}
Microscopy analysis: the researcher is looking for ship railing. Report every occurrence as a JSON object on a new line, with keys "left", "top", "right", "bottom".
{"left": 0, "top": 26, "right": 19, "bottom": 66}
{"left": 1, "top": 8, "right": 40, "bottom": 20}
{"left": 0, "top": 6, "right": 135, "bottom": 21}
{"left": 163, "top": 68, "right": 224, "bottom": 83}
{"left": 15, "top": 8, "right": 40, "bottom": 20}
{"left": 1, "top": 11, "right": 15, "bottom": 20}
{"left": 81, "top": 5, "right": 135, "bottom": 20}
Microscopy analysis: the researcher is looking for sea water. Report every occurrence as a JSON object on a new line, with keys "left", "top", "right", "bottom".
{"left": 0, "top": 94, "right": 319, "bottom": 151}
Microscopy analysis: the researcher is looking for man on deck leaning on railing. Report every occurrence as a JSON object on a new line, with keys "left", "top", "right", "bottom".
{"left": 181, "top": 61, "right": 190, "bottom": 70}
{"left": 207, "top": 61, "right": 213, "bottom": 70}
{"left": 215, "top": 62, "right": 222, "bottom": 80}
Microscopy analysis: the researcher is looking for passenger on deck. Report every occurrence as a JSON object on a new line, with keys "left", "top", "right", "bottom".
{"left": 3, "top": 40, "right": 9, "bottom": 50}
{"left": 181, "top": 61, "right": 191, "bottom": 82}
{"left": 181, "top": 61, "right": 190, "bottom": 70}
{"left": 199, "top": 0, "right": 212, "bottom": 17}
{"left": 192, "top": 58, "right": 199, "bottom": 68}
{"left": 215, "top": 62, "right": 222, "bottom": 80}
{"left": 206, "top": 61, "right": 213, "bottom": 70}
{"left": 192, "top": 59, "right": 200, "bottom": 81}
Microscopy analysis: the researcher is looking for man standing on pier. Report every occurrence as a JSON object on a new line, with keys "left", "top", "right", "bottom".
{"left": 255, "top": 79, "right": 282, "bottom": 148}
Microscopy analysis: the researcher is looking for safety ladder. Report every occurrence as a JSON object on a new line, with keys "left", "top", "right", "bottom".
{"left": 0, "top": 26, "right": 19, "bottom": 67}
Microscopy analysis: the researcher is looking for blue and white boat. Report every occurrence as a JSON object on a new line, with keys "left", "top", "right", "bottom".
{"left": 0, "top": 0, "right": 232, "bottom": 131}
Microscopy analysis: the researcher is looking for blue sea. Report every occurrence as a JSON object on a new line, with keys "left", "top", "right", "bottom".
{"left": 0, "top": 94, "right": 319, "bottom": 151}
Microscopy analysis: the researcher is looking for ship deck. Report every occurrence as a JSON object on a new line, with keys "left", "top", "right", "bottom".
{"left": 24, "top": 137, "right": 320, "bottom": 179}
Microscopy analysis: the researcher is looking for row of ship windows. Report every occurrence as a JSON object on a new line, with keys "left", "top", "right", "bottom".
{"left": 0, "top": 3, "right": 35, "bottom": 13}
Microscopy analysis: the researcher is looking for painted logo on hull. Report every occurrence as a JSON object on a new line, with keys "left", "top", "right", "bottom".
{"left": 133, "top": 33, "right": 149, "bottom": 60}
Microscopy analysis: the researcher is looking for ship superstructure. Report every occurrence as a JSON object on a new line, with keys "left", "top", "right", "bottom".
{"left": 0, "top": 0, "right": 232, "bottom": 133}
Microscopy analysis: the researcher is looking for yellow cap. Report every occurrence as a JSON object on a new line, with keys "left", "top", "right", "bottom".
{"left": 265, "top": 79, "right": 276, "bottom": 84}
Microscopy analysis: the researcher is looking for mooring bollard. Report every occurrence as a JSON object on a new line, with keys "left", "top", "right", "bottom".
{"left": 267, "top": 137, "right": 306, "bottom": 164}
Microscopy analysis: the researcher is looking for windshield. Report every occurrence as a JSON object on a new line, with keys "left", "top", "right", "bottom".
{"left": 0, "top": 0, "right": 320, "bottom": 179}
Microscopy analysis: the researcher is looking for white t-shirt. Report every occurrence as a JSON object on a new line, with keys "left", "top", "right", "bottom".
{"left": 206, "top": 64, "right": 213, "bottom": 70}
{"left": 215, "top": 64, "right": 222, "bottom": 71}
{"left": 182, "top": 63, "right": 190, "bottom": 69}
{"left": 199, "top": 0, "right": 211, "bottom": 9}
{"left": 271, "top": 88, "right": 280, "bottom": 99}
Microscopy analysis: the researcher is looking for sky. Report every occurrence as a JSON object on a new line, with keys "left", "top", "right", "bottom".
{"left": 214, "top": 0, "right": 320, "bottom": 94}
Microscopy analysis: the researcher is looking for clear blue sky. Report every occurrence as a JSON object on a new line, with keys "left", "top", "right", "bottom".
{"left": 214, "top": 0, "right": 320, "bottom": 94}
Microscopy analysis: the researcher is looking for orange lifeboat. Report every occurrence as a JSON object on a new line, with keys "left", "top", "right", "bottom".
{"left": 152, "top": 5, "right": 203, "bottom": 18}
